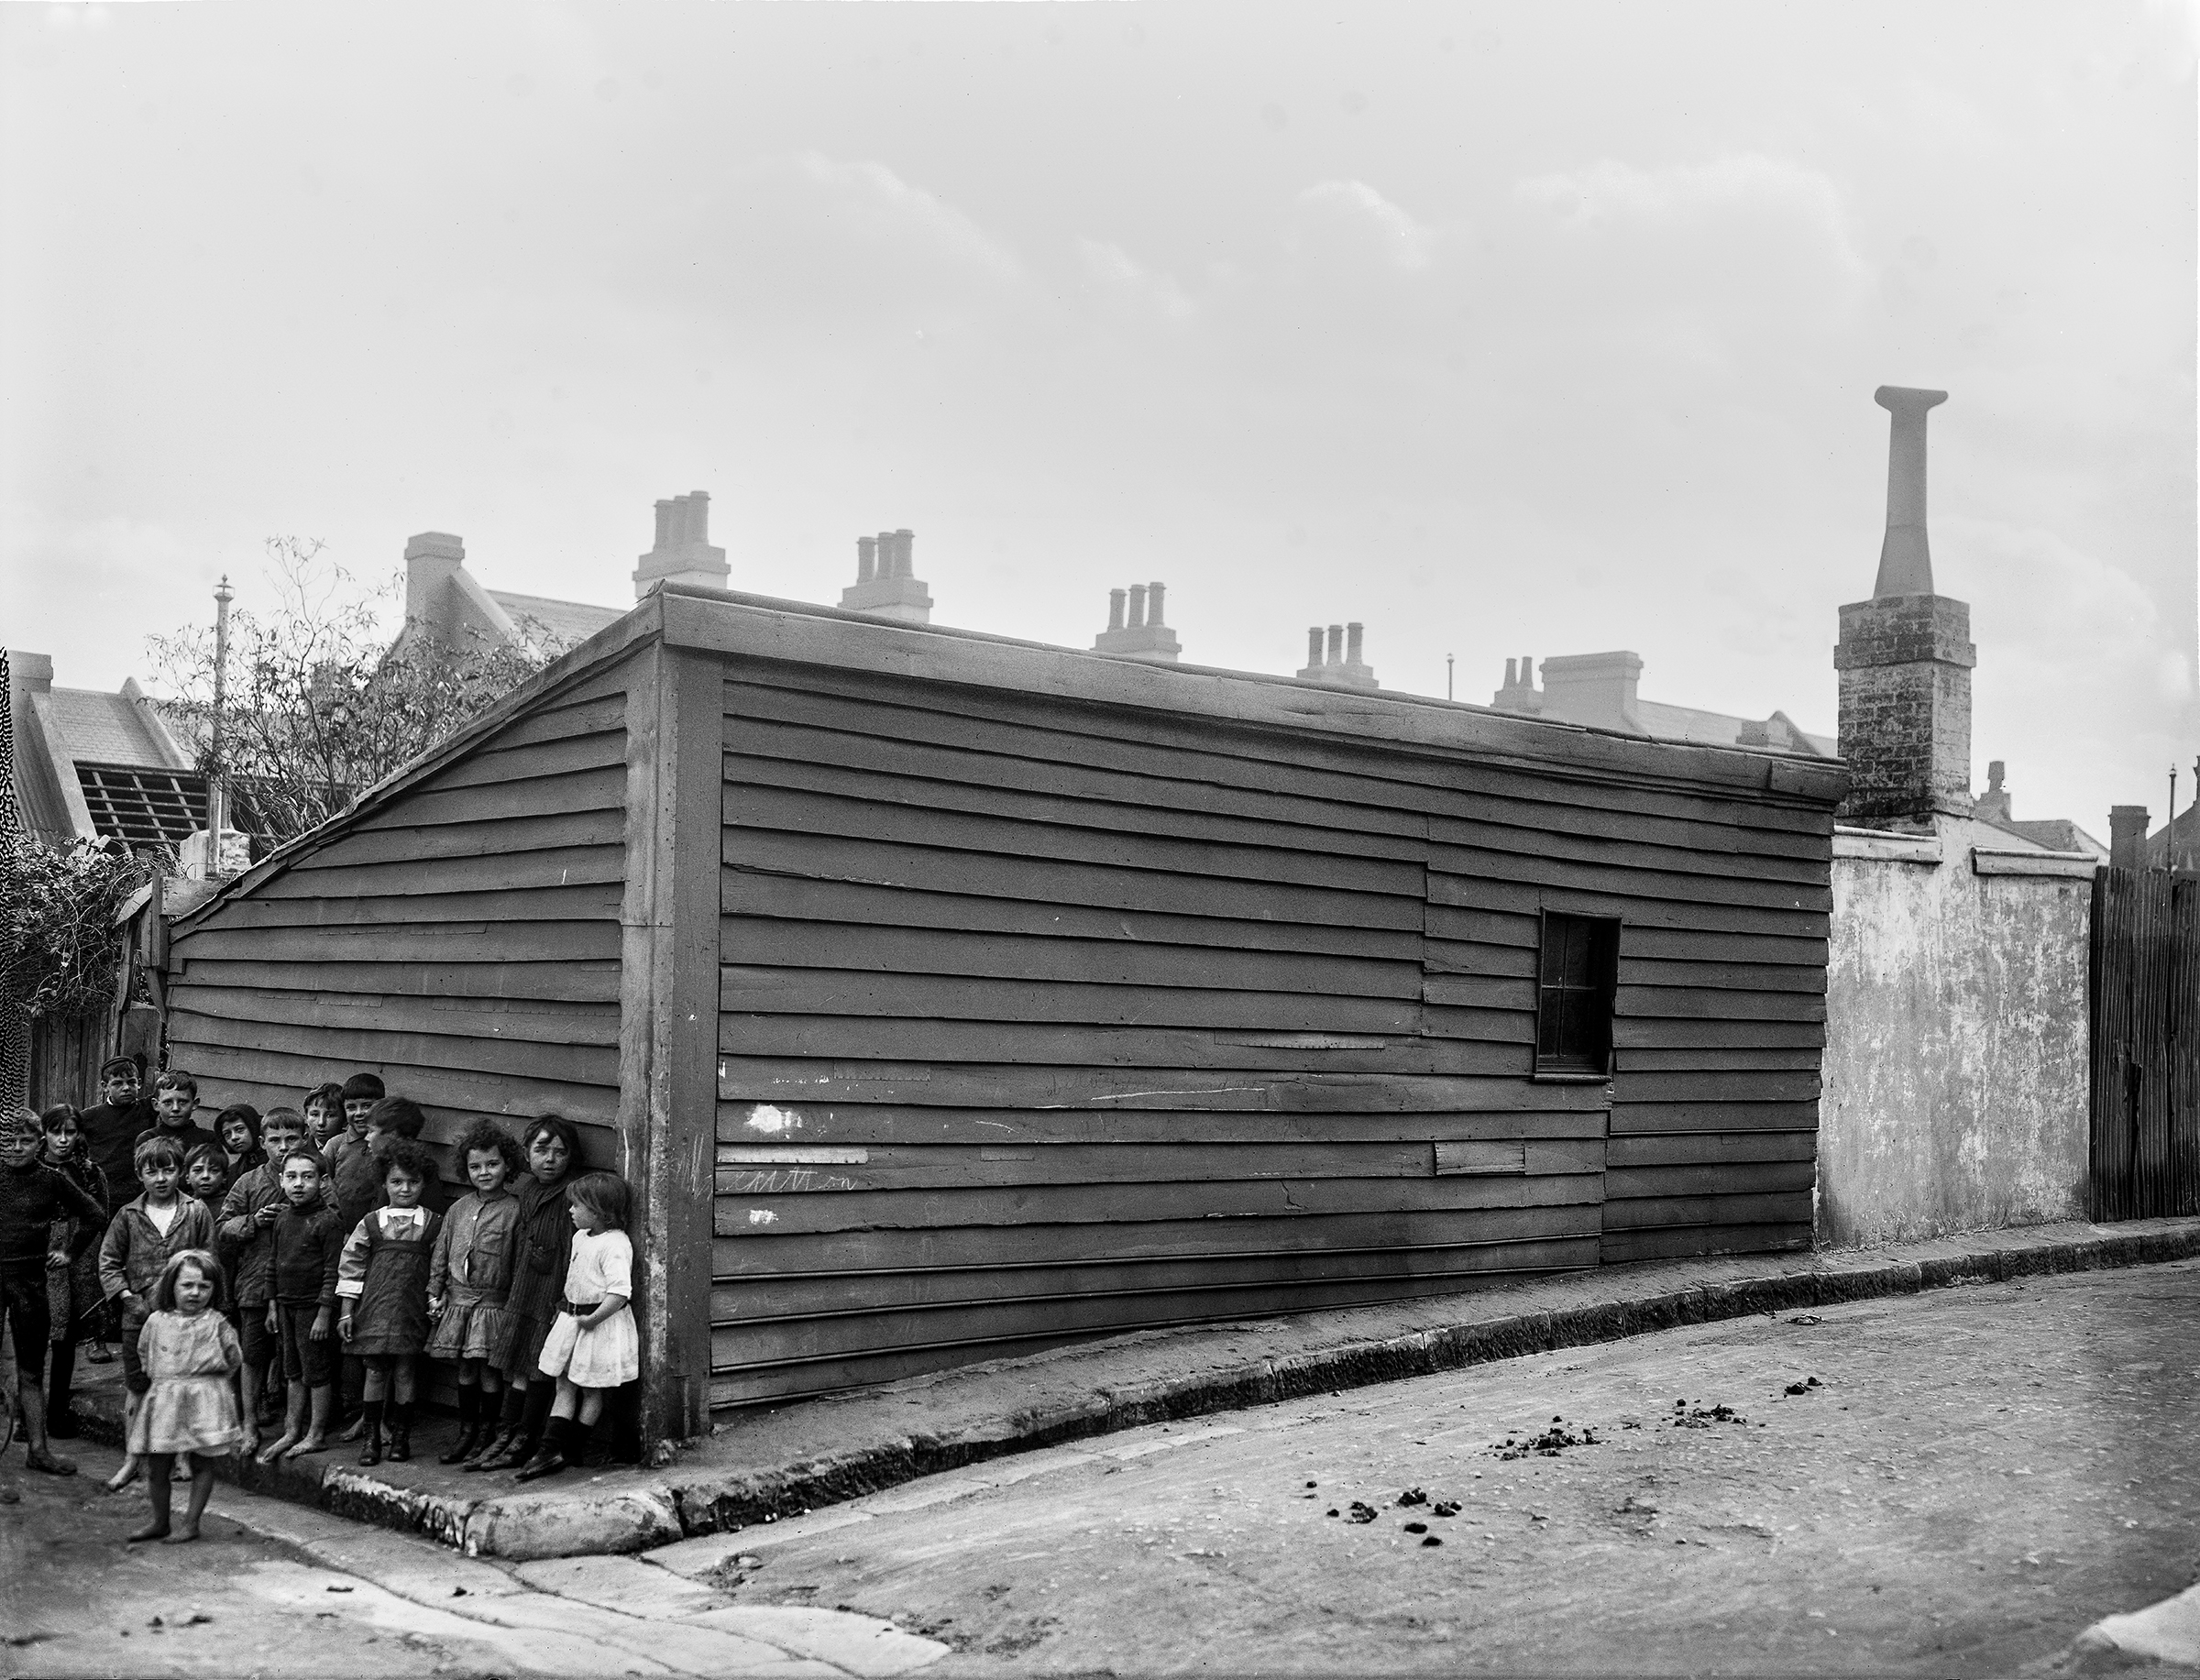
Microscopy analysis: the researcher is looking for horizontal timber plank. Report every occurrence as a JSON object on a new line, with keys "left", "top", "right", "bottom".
{"left": 720, "top": 967, "right": 1423, "bottom": 1033}
{"left": 299, "top": 809, "right": 626, "bottom": 869}
{"left": 728, "top": 782, "right": 1426, "bottom": 899}
{"left": 1610, "top": 1100, "right": 1820, "bottom": 1134}
{"left": 1612, "top": 1019, "right": 1826, "bottom": 1050}
{"left": 170, "top": 920, "right": 620, "bottom": 968}
{"left": 172, "top": 956, "right": 621, "bottom": 1005}
{"left": 1599, "top": 1222, "right": 1811, "bottom": 1264}
{"left": 711, "top": 1233, "right": 1599, "bottom": 1322}
{"left": 724, "top": 876, "right": 1417, "bottom": 962}
{"left": 717, "top": 918, "right": 1423, "bottom": 998}
{"left": 723, "top": 716, "right": 1430, "bottom": 847}
{"left": 1599, "top": 1190, "right": 1815, "bottom": 1229}
{"left": 1429, "top": 812, "right": 1828, "bottom": 886}
{"left": 1426, "top": 873, "right": 1829, "bottom": 940}
{"left": 1419, "top": 1003, "right": 1534, "bottom": 1046}
{"left": 1422, "top": 974, "right": 1535, "bottom": 1012}
{"left": 710, "top": 1203, "right": 1604, "bottom": 1277}
{"left": 712, "top": 1104, "right": 1611, "bottom": 1147}
{"left": 1611, "top": 1070, "right": 1820, "bottom": 1103}
{"left": 413, "top": 727, "right": 628, "bottom": 798}
{"left": 182, "top": 881, "right": 623, "bottom": 930}
{"left": 711, "top": 1171, "right": 1602, "bottom": 1236}
{"left": 717, "top": 1016, "right": 1586, "bottom": 1075}
{"left": 257, "top": 844, "right": 624, "bottom": 901}
{"left": 1429, "top": 840, "right": 1832, "bottom": 915}
{"left": 160, "top": 1036, "right": 618, "bottom": 1130}
{"left": 709, "top": 1256, "right": 1603, "bottom": 1369}
{"left": 170, "top": 983, "right": 621, "bottom": 1047}
{"left": 728, "top": 829, "right": 1424, "bottom": 932}
{"left": 717, "top": 1060, "right": 1611, "bottom": 1112}
{"left": 1605, "top": 1159, "right": 1818, "bottom": 1200}
{"left": 360, "top": 763, "right": 628, "bottom": 829}
{"left": 1617, "top": 1047, "right": 1826, "bottom": 1071}
{"left": 710, "top": 1136, "right": 1603, "bottom": 1194}
{"left": 169, "top": 1002, "right": 619, "bottom": 1088}
{"left": 1618, "top": 926, "right": 1830, "bottom": 967}
{"left": 1605, "top": 1131, "right": 1817, "bottom": 1169}
{"left": 1614, "top": 957, "right": 1827, "bottom": 994}
{"left": 1614, "top": 986, "right": 1826, "bottom": 1023}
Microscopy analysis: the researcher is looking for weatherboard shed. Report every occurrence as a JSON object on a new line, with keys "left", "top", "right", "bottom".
{"left": 162, "top": 584, "right": 1846, "bottom": 1442}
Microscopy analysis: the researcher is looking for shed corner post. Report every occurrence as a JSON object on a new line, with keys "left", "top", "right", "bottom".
{"left": 621, "top": 641, "right": 722, "bottom": 1446}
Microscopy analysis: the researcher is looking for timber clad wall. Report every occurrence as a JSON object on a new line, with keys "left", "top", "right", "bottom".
{"left": 166, "top": 664, "right": 632, "bottom": 1165}
{"left": 161, "top": 590, "right": 1838, "bottom": 1433}
{"left": 710, "top": 654, "right": 1832, "bottom": 1410}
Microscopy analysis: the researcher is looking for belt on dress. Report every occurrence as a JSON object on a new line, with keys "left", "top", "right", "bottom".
{"left": 558, "top": 1301, "right": 603, "bottom": 1316}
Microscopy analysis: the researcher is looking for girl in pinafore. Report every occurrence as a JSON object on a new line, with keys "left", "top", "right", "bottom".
{"left": 514, "top": 1171, "right": 636, "bottom": 1482}
{"left": 127, "top": 1248, "right": 245, "bottom": 1544}
{"left": 424, "top": 1118, "right": 524, "bottom": 1466}
{"left": 335, "top": 1137, "right": 442, "bottom": 1466}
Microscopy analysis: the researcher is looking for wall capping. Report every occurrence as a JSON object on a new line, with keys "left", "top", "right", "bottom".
{"left": 1971, "top": 847, "right": 2101, "bottom": 880}
{"left": 1832, "top": 826, "right": 1942, "bottom": 864}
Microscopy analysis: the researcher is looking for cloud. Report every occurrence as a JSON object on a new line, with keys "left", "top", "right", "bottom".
{"left": 1074, "top": 236, "right": 1194, "bottom": 322}
{"left": 1295, "top": 179, "right": 1437, "bottom": 271}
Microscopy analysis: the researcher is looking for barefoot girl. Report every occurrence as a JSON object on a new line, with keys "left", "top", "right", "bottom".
{"left": 516, "top": 1171, "right": 636, "bottom": 1481}
{"left": 126, "top": 1248, "right": 244, "bottom": 1543}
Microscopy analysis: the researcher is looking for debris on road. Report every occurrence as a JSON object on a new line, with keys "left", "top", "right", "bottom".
{"left": 1398, "top": 1488, "right": 1428, "bottom": 1507}
{"left": 1783, "top": 1378, "right": 1824, "bottom": 1397}
{"left": 1790, "top": 1314, "right": 1824, "bottom": 1325}
{"left": 1421, "top": 1535, "right": 1443, "bottom": 1547}
{"left": 1667, "top": 1401, "right": 1748, "bottom": 1430}
{"left": 1403, "top": 1521, "right": 1428, "bottom": 1534}
{"left": 1496, "top": 1417, "right": 1602, "bottom": 1458}
{"left": 1345, "top": 1501, "right": 1380, "bottom": 1523}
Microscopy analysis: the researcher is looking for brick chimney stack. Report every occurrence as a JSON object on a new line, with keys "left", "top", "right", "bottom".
{"left": 842, "top": 528, "right": 933, "bottom": 624}
{"left": 1093, "top": 581, "right": 1180, "bottom": 661}
{"left": 632, "top": 491, "right": 731, "bottom": 598}
{"left": 2109, "top": 806, "right": 2150, "bottom": 870}
{"left": 1491, "top": 655, "right": 1544, "bottom": 715}
{"left": 1834, "top": 386, "right": 1975, "bottom": 824}
{"left": 402, "top": 533, "right": 468, "bottom": 626}
{"left": 1296, "top": 620, "right": 1378, "bottom": 689}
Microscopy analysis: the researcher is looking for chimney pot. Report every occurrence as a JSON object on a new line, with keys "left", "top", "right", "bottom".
{"left": 1109, "top": 588, "right": 1127, "bottom": 631}
{"left": 1347, "top": 622, "right": 1364, "bottom": 666}
{"left": 894, "top": 529, "right": 915, "bottom": 578}
{"left": 1326, "top": 624, "right": 1344, "bottom": 664}
{"left": 1128, "top": 585, "right": 1148, "bottom": 629}
{"left": 1307, "top": 627, "right": 1325, "bottom": 667}
{"left": 1872, "top": 386, "right": 1949, "bottom": 598}
{"left": 856, "top": 535, "right": 876, "bottom": 584}
{"left": 1147, "top": 582, "right": 1166, "bottom": 626}
{"left": 1504, "top": 657, "right": 1517, "bottom": 688}
{"left": 2109, "top": 806, "right": 2151, "bottom": 870}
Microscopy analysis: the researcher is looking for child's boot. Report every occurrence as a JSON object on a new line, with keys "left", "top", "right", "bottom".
{"left": 515, "top": 1417, "right": 574, "bottom": 1483}
{"left": 387, "top": 1401, "right": 414, "bottom": 1463}
{"left": 358, "top": 1399, "right": 385, "bottom": 1466}
{"left": 481, "top": 1386, "right": 552, "bottom": 1472}
{"left": 464, "top": 1390, "right": 525, "bottom": 1472}
{"left": 440, "top": 1390, "right": 481, "bottom": 1466}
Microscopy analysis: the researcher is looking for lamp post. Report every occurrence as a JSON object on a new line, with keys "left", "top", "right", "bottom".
{"left": 208, "top": 576, "right": 233, "bottom": 860}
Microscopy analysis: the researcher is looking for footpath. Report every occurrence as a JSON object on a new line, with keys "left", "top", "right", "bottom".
{"left": 63, "top": 1214, "right": 2200, "bottom": 1565}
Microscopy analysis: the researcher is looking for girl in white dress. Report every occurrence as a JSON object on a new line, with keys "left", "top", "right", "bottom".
{"left": 127, "top": 1249, "right": 244, "bottom": 1543}
{"left": 516, "top": 1172, "right": 636, "bottom": 1481}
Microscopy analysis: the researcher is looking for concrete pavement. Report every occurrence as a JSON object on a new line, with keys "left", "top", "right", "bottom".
{"left": 0, "top": 1438, "right": 948, "bottom": 1678}
{"left": 54, "top": 1215, "right": 2200, "bottom": 1562}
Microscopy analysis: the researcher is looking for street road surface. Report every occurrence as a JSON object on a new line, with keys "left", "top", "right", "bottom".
{"left": 699, "top": 1260, "right": 2200, "bottom": 1675}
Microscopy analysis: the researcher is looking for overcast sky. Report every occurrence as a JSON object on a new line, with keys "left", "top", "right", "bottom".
{"left": 3, "top": 1, "right": 2194, "bottom": 840}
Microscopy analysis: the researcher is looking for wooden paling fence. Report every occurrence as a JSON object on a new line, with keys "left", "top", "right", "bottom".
{"left": 2089, "top": 867, "right": 2200, "bottom": 1221}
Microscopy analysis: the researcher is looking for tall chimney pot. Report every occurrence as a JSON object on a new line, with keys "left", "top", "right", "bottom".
{"left": 1346, "top": 622, "right": 1364, "bottom": 666}
{"left": 1109, "top": 589, "right": 1127, "bottom": 631}
{"left": 1307, "top": 627, "right": 1325, "bottom": 667}
{"left": 1872, "top": 386, "right": 1948, "bottom": 598}
{"left": 1147, "top": 582, "right": 1166, "bottom": 626}
{"left": 1128, "top": 585, "right": 1147, "bottom": 629}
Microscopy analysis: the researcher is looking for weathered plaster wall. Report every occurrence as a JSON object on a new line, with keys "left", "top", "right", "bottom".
{"left": 1819, "top": 815, "right": 2092, "bottom": 1248}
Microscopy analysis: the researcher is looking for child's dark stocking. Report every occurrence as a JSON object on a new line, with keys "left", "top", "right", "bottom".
{"left": 516, "top": 1414, "right": 578, "bottom": 1482}
{"left": 170, "top": 1453, "right": 215, "bottom": 1543}
{"left": 465, "top": 1384, "right": 526, "bottom": 1472}
{"left": 387, "top": 1358, "right": 416, "bottom": 1463}
{"left": 128, "top": 1453, "right": 174, "bottom": 1543}
{"left": 483, "top": 1381, "right": 552, "bottom": 1472}
{"left": 358, "top": 1356, "right": 390, "bottom": 1466}
{"left": 440, "top": 1385, "right": 482, "bottom": 1465}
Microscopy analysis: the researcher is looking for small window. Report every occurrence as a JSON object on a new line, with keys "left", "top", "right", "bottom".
{"left": 1534, "top": 912, "right": 1619, "bottom": 1076}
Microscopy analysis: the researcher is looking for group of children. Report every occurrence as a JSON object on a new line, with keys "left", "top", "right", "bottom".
{"left": 3, "top": 1058, "right": 639, "bottom": 1543}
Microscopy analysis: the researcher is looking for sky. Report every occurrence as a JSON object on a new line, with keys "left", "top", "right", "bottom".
{"left": 2, "top": 0, "right": 2194, "bottom": 840}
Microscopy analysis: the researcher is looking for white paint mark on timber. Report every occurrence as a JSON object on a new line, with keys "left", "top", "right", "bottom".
{"left": 1041, "top": 1088, "right": 1268, "bottom": 1108}
{"left": 747, "top": 1208, "right": 778, "bottom": 1225}
{"left": 722, "top": 1146, "right": 866, "bottom": 1164}
{"left": 744, "top": 1104, "right": 802, "bottom": 1136}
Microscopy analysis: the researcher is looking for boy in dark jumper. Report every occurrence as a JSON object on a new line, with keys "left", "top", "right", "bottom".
{"left": 257, "top": 1147, "right": 344, "bottom": 1462}
{"left": 78, "top": 1058, "right": 154, "bottom": 1216}
{"left": 0, "top": 1107, "right": 107, "bottom": 1476}
{"left": 135, "top": 1071, "right": 213, "bottom": 1153}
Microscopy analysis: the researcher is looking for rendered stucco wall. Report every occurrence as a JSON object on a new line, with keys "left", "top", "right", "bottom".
{"left": 1819, "top": 816, "right": 2092, "bottom": 1247}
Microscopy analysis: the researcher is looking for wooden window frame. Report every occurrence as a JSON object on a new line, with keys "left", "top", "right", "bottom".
{"left": 1533, "top": 909, "right": 1620, "bottom": 1081}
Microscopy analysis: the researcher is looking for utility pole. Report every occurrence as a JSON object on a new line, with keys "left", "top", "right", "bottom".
{"left": 208, "top": 576, "right": 233, "bottom": 861}
{"left": 1446, "top": 653, "right": 1454, "bottom": 702}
